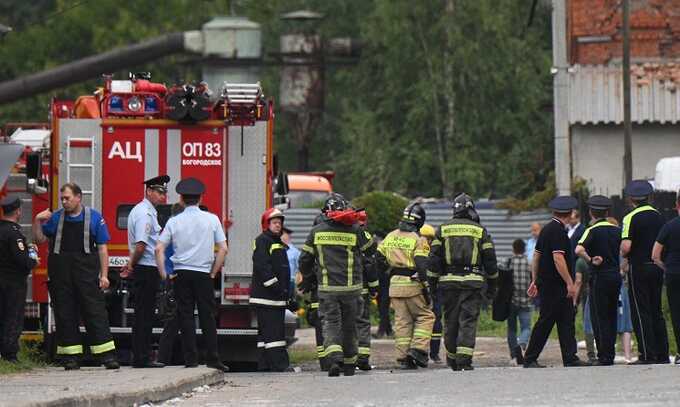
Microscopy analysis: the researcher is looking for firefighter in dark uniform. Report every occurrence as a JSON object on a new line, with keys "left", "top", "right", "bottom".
{"left": 356, "top": 209, "right": 378, "bottom": 371}
{"left": 621, "top": 180, "right": 669, "bottom": 364}
{"left": 574, "top": 195, "right": 621, "bottom": 366}
{"left": 250, "top": 208, "right": 291, "bottom": 372}
{"left": 429, "top": 194, "right": 498, "bottom": 371}
{"left": 33, "top": 183, "right": 119, "bottom": 370}
{"left": 523, "top": 196, "right": 588, "bottom": 368}
{"left": 155, "top": 177, "right": 229, "bottom": 372}
{"left": 0, "top": 197, "right": 38, "bottom": 362}
{"left": 304, "top": 213, "right": 329, "bottom": 371}
{"left": 122, "top": 175, "right": 169, "bottom": 368}
{"left": 299, "top": 193, "right": 377, "bottom": 377}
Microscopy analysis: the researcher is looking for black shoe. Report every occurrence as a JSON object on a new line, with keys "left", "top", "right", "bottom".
{"left": 207, "top": 361, "right": 230, "bottom": 372}
{"left": 185, "top": 363, "right": 199, "bottom": 368}
{"left": 430, "top": 354, "right": 442, "bottom": 364}
{"left": 458, "top": 364, "right": 474, "bottom": 371}
{"left": 447, "top": 357, "right": 457, "bottom": 371}
{"left": 64, "top": 359, "right": 80, "bottom": 370}
{"left": 103, "top": 359, "right": 120, "bottom": 370}
{"left": 372, "top": 330, "right": 386, "bottom": 339}
{"left": 407, "top": 349, "right": 429, "bottom": 368}
{"left": 591, "top": 360, "right": 613, "bottom": 366}
{"left": 357, "top": 359, "right": 372, "bottom": 371}
{"left": 328, "top": 363, "right": 341, "bottom": 377}
{"left": 3, "top": 356, "right": 18, "bottom": 363}
{"left": 523, "top": 361, "right": 546, "bottom": 368}
{"left": 320, "top": 359, "right": 330, "bottom": 372}
{"left": 398, "top": 358, "right": 418, "bottom": 370}
{"left": 653, "top": 357, "right": 670, "bottom": 364}
{"left": 513, "top": 346, "right": 524, "bottom": 366}
{"left": 343, "top": 364, "right": 356, "bottom": 376}
{"left": 133, "top": 361, "right": 165, "bottom": 368}
{"left": 564, "top": 359, "right": 591, "bottom": 367}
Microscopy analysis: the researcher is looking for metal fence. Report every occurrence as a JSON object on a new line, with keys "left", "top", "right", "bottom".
{"left": 284, "top": 207, "right": 552, "bottom": 261}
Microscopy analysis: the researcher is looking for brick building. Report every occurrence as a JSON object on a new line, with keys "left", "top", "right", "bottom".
{"left": 556, "top": 0, "right": 680, "bottom": 195}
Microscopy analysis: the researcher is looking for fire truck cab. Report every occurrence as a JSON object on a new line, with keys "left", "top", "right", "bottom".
{"left": 10, "top": 75, "right": 294, "bottom": 365}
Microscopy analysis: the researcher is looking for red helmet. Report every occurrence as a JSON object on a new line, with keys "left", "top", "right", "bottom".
{"left": 261, "top": 208, "right": 285, "bottom": 231}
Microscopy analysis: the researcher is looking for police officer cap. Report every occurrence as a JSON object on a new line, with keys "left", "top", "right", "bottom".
{"left": 0, "top": 196, "right": 21, "bottom": 213}
{"left": 548, "top": 196, "right": 578, "bottom": 213}
{"left": 624, "top": 179, "right": 653, "bottom": 199}
{"left": 587, "top": 195, "right": 612, "bottom": 210}
{"left": 143, "top": 175, "right": 170, "bottom": 192}
{"left": 175, "top": 177, "right": 205, "bottom": 195}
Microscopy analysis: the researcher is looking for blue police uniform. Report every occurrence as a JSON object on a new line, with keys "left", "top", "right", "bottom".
{"left": 576, "top": 195, "right": 621, "bottom": 365}
{"left": 656, "top": 215, "right": 680, "bottom": 362}
{"left": 622, "top": 180, "right": 669, "bottom": 364}
{"left": 128, "top": 175, "right": 168, "bottom": 367}
{"left": 42, "top": 204, "right": 116, "bottom": 368}
{"left": 158, "top": 177, "right": 227, "bottom": 369}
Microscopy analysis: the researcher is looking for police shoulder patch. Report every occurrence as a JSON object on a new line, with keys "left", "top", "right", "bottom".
{"left": 17, "top": 239, "right": 25, "bottom": 251}
{"left": 145, "top": 223, "right": 152, "bottom": 234}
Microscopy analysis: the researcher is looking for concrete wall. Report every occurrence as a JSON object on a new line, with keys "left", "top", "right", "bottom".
{"left": 571, "top": 123, "right": 680, "bottom": 195}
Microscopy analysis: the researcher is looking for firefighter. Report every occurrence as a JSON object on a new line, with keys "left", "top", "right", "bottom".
{"left": 420, "top": 223, "right": 442, "bottom": 363}
{"left": 299, "top": 193, "right": 376, "bottom": 377}
{"left": 123, "top": 175, "right": 169, "bottom": 368}
{"left": 33, "top": 183, "right": 119, "bottom": 370}
{"left": 621, "top": 180, "right": 669, "bottom": 364}
{"left": 0, "top": 197, "right": 38, "bottom": 362}
{"left": 429, "top": 193, "right": 498, "bottom": 371}
{"left": 574, "top": 195, "right": 621, "bottom": 366}
{"left": 356, "top": 209, "right": 379, "bottom": 371}
{"left": 376, "top": 203, "right": 435, "bottom": 369}
{"left": 155, "top": 177, "right": 229, "bottom": 372}
{"left": 250, "top": 208, "right": 291, "bottom": 372}
{"left": 303, "top": 213, "right": 328, "bottom": 371}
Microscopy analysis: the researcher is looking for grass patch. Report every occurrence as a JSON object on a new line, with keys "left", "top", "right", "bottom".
{"left": 0, "top": 341, "right": 48, "bottom": 375}
{"left": 289, "top": 348, "right": 318, "bottom": 364}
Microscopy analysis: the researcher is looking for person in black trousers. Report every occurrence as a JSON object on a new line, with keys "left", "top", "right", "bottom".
{"left": 374, "top": 234, "right": 393, "bottom": 338}
{"left": 523, "top": 196, "right": 588, "bottom": 368}
{"left": 621, "top": 180, "right": 669, "bottom": 364}
{"left": 652, "top": 194, "right": 680, "bottom": 364}
{"left": 575, "top": 196, "right": 621, "bottom": 366}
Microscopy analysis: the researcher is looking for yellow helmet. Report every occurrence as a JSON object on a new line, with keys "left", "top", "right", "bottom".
{"left": 419, "top": 224, "right": 435, "bottom": 238}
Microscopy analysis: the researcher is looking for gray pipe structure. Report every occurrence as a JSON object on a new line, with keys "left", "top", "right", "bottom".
{"left": 0, "top": 31, "right": 201, "bottom": 105}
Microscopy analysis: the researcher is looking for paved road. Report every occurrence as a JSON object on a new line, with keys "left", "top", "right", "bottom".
{"left": 169, "top": 364, "right": 680, "bottom": 407}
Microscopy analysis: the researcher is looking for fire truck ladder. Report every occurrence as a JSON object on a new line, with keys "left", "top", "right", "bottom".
{"left": 65, "top": 136, "right": 96, "bottom": 208}
{"left": 221, "top": 83, "right": 263, "bottom": 156}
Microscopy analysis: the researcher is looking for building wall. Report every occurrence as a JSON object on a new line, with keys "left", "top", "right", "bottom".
{"left": 570, "top": 0, "right": 680, "bottom": 65}
{"left": 572, "top": 123, "right": 680, "bottom": 194}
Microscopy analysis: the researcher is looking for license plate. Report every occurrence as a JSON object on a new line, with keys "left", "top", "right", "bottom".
{"left": 108, "top": 256, "right": 128, "bottom": 268}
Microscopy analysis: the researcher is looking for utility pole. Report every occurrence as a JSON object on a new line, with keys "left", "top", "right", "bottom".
{"left": 622, "top": 0, "right": 633, "bottom": 185}
{"left": 552, "top": 0, "right": 571, "bottom": 195}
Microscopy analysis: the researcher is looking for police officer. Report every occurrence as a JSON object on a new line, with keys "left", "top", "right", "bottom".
{"left": 299, "top": 193, "right": 376, "bottom": 377}
{"left": 0, "top": 197, "right": 38, "bottom": 362}
{"left": 621, "top": 180, "right": 669, "bottom": 364}
{"left": 523, "top": 196, "right": 588, "bottom": 368}
{"left": 250, "top": 208, "right": 291, "bottom": 372}
{"left": 33, "top": 183, "right": 119, "bottom": 370}
{"left": 574, "top": 195, "right": 621, "bottom": 366}
{"left": 652, "top": 194, "right": 680, "bottom": 364}
{"left": 155, "top": 177, "right": 229, "bottom": 372}
{"left": 429, "top": 194, "right": 497, "bottom": 371}
{"left": 376, "top": 203, "right": 434, "bottom": 369}
{"left": 123, "top": 175, "right": 169, "bottom": 368}
{"left": 420, "top": 224, "right": 442, "bottom": 363}
{"left": 356, "top": 209, "right": 378, "bottom": 371}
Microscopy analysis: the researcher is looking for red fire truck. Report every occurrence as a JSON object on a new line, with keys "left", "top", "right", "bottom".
{"left": 5, "top": 74, "right": 294, "bottom": 365}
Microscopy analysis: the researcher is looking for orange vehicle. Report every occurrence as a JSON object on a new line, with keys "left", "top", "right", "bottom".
{"left": 285, "top": 171, "right": 334, "bottom": 208}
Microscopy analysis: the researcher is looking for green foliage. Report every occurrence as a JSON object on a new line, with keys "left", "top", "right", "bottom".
{"left": 352, "top": 191, "right": 408, "bottom": 237}
{"left": 497, "top": 172, "right": 557, "bottom": 213}
{"left": 0, "top": 0, "right": 554, "bottom": 201}
{"left": 0, "top": 340, "right": 48, "bottom": 374}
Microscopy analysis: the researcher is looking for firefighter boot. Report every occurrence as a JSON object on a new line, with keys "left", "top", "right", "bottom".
{"left": 343, "top": 363, "right": 356, "bottom": 376}
{"left": 398, "top": 357, "right": 417, "bottom": 370}
{"left": 407, "top": 348, "right": 429, "bottom": 368}
{"left": 328, "top": 362, "right": 342, "bottom": 377}
{"left": 63, "top": 358, "right": 80, "bottom": 371}
{"left": 456, "top": 355, "right": 474, "bottom": 371}
{"left": 447, "top": 356, "right": 457, "bottom": 372}
{"left": 357, "top": 357, "right": 372, "bottom": 371}
{"left": 319, "top": 356, "right": 330, "bottom": 372}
